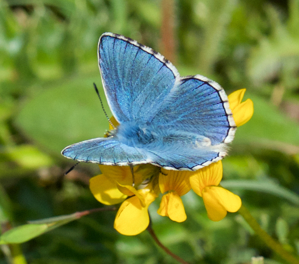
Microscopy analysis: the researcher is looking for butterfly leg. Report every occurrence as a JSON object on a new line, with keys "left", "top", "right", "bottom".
{"left": 129, "top": 164, "right": 135, "bottom": 187}
{"left": 64, "top": 162, "right": 80, "bottom": 175}
{"left": 159, "top": 168, "right": 167, "bottom": 176}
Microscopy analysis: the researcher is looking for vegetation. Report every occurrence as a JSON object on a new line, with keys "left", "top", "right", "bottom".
{"left": 1, "top": 0, "right": 299, "bottom": 263}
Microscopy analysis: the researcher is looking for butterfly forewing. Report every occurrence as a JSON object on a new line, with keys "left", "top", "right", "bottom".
{"left": 98, "top": 33, "right": 178, "bottom": 124}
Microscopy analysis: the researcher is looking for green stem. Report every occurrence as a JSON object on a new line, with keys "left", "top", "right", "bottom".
{"left": 147, "top": 222, "right": 189, "bottom": 264}
{"left": 239, "top": 205, "right": 299, "bottom": 264}
{"left": 10, "top": 244, "right": 27, "bottom": 264}
{"left": 1, "top": 221, "right": 27, "bottom": 264}
{"left": 1, "top": 239, "right": 27, "bottom": 264}
{"left": 161, "top": 0, "right": 176, "bottom": 63}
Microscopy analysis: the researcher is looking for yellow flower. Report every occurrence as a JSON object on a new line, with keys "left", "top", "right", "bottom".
{"left": 89, "top": 88, "right": 254, "bottom": 234}
{"left": 189, "top": 161, "right": 241, "bottom": 221}
{"left": 109, "top": 116, "right": 119, "bottom": 129}
{"left": 186, "top": 89, "right": 253, "bottom": 221}
{"left": 228, "top": 88, "right": 254, "bottom": 127}
{"left": 157, "top": 170, "right": 192, "bottom": 222}
{"left": 114, "top": 188, "right": 156, "bottom": 236}
{"left": 90, "top": 172, "right": 127, "bottom": 205}
{"left": 89, "top": 164, "right": 159, "bottom": 235}
{"left": 90, "top": 165, "right": 147, "bottom": 205}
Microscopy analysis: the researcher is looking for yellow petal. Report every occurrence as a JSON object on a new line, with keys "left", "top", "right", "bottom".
{"left": 157, "top": 192, "right": 187, "bottom": 222}
{"left": 202, "top": 187, "right": 227, "bottom": 221}
{"left": 231, "top": 98, "right": 254, "bottom": 127}
{"left": 104, "top": 116, "right": 119, "bottom": 137}
{"left": 141, "top": 189, "right": 157, "bottom": 206}
{"left": 109, "top": 116, "right": 119, "bottom": 129}
{"left": 99, "top": 164, "right": 157, "bottom": 187}
{"left": 99, "top": 165, "right": 133, "bottom": 185}
{"left": 157, "top": 194, "right": 168, "bottom": 217}
{"left": 228, "top": 89, "right": 246, "bottom": 110}
{"left": 121, "top": 185, "right": 157, "bottom": 205}
{"left": 116, "top": 184, "right": 136, "bottom": 197}
{"left": 202, "top": 186, "right": 242, "bottom": 221}
{"left": 189, "top": 161, "right": 223, "bottom": 197}
{"left": 114, "top": 195, "right": 151, "bottom": 236}
{"left": 212, "top": 186, "right": 242, "bottom": 212}
{"left": 228, "top": 89, "right": 254, "bottom": 127}
{"left": 159, "top": 169, "right": 191, "bottom": 196}
{"left": 89, "top": 174, "right": 127, "bottom": 205}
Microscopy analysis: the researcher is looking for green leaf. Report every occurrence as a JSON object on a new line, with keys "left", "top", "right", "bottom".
{"left": 251, "top": 257, "right": 264, "bottom": 264}
{"left": 275, "top": 218, "right": 289, "bottom": 244}
{"left": 28, "top": 213, "right": 79, "bottom": 225}
{"left": 0, "top": 184, "right": 13, "bottom": 224}
{"left": 15, "top": 75, "right": 111, "bottom": 155}
{"left": 221, "top": 180, "right": 299, "bottom": 206}
{"left": 6, "top": 145, "right": 53, "bottom": 169}
{"left": 197, "top": 0, "right": 238, "bottom": 74}
{"left": 0, "top": 212, "right": 79, "bottom": 244}
{"left": 247, "top": 4, "right": 299, "bottom": 87}
{"left": 0, "top": 224, "right": 48, "bottom": 244}
{"left": 131, "top": 0, "right": 161, "bottom": 28}
{"left": 111, "top": 0, "right": 128, "bottom": 33}
{"left": 233, "top": 92, "right": 299, "bottom": 147}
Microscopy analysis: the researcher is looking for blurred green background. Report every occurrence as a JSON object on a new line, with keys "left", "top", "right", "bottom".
{"left": 1, "top": 0, "right": 299, "bottom": 263}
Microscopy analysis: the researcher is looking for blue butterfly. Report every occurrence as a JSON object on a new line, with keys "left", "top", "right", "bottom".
{"left": 62, "top": 33, "right": 236, "bottom": 171}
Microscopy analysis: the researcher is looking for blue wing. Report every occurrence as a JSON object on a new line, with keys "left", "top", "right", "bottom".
{"left": 62, "top": 137, "right": 149, "bottom": 165}
{"left": 148, "top": 144, "right": 224, "bottom": 170}
{"left": 151, "top": 75, "right": 236, "bottom": 145}
{"left": 98, "top": 33, "right": 179, "bottom": 124}
{"left": 141, "top": 75, "right": 236, "bottom": 170}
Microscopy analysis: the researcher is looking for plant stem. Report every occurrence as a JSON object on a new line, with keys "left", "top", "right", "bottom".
{"left": 76, "top": 206, "right": 117, "bottom": 217}
{"left": 9, "top": 244, "right": 27, "bottom": 264}
{"left": 161, "top": 0, "right": 176, "bottom": 63}
{"left": 1, "top": 222, "right": 27, "bottom": 264}
{"left": 239, "top": 205, "right": 299, "bottom": 264}
{"left": 147, "top": 223, "right": 189, "bottom": 264}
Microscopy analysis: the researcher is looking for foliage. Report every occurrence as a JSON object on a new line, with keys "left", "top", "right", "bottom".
{"left": 1, "top": 0, "right": 299, "bottom": 263}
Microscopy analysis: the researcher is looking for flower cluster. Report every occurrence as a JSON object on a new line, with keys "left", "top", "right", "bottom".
{"left": 90, "top": 89, "right": 254, "bottom": 235}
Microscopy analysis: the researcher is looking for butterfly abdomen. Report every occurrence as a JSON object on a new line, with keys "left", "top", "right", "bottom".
{"left": 114, "top": 122, "right": 219, "bottom": 152}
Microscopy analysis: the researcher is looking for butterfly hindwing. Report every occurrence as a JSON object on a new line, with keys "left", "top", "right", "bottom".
{"left": 62, "top": 138, "right": 149, "bottom": 165}
{"left": 151, "top": 75, "right": 236, "bottom": 145}
{"left": 136, "top": 75, "right": 236, "bottom": 170}
{"left": 147, "top": 145, "right": 222, "bottom": 170}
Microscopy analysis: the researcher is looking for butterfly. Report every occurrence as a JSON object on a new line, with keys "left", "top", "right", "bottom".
{"left": 61, "top": 32, "right": 236, "bottom": 171}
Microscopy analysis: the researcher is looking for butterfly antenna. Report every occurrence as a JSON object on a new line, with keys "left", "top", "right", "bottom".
{"left": 93, "top": 83, "right": 116, "bottom": 129}
{"left": 64, "top": 162, "right": 80, "bottom": 175}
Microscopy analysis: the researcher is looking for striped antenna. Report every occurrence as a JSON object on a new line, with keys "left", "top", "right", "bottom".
{"left": 93, "top": 83, "right": 116, "bottom": 129}
{"left": 64, "top": 162, "right": 79, "bottom": 175}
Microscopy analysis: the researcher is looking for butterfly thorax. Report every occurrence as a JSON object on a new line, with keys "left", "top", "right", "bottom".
{"left": 112, "top": 122, "right": 157, "bottom": 147}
